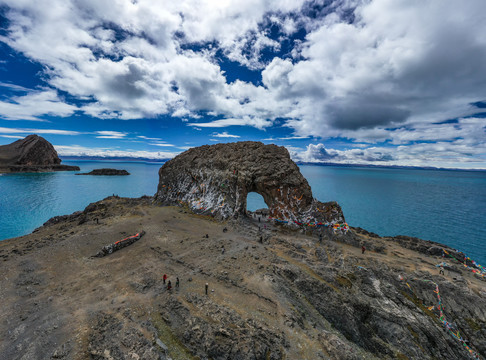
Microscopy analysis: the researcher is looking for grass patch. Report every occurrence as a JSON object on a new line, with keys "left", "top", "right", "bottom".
{"left": 465, "top": 318, "right": 482, "bottom": 332}
{"left": 151, "top": 312, "right": 198, "bottom": 360}
{"left": 407, "top": 325, "right": 426, "bottom": 353}
{"left": 336, "top": 276, "right": 352, "bottom": 289}
{"left": 401, "top": 291, "right": 438, "bottom": 323}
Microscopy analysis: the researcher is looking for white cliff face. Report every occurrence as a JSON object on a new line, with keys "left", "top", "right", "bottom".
{"left": 154, "top": 142, "right": 345, "bottom": 225}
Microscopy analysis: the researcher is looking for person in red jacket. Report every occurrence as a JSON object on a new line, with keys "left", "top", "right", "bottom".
{"left": 163, "top": 274, "right": 167, "bottom": 284}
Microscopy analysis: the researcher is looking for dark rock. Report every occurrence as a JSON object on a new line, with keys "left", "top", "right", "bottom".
{"left": 154, "top": 141, "right": 345, "bottom": 225}
{"left": 88, "top": 312, "right": 166, "bottom": 359}
{"left": 0, "top": 135, "right": 79, "bottom": 173}
{"left": 76, "top": 168, "right": 130, "bottom": 176}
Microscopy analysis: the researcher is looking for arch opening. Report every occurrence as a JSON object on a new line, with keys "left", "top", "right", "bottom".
{"left": 246, "top": 192, "right": 268, "bottom": 212}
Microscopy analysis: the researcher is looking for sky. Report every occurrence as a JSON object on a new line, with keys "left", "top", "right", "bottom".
{"left": 0, "top": 0, "right": 485, "bottom": 169}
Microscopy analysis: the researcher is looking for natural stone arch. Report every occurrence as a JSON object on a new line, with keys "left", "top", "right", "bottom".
{"left": 245, "top": 191, "right": 268, "bottom": 213}
{"left": 154, "top": 142, "right": 344, "bottom": 225}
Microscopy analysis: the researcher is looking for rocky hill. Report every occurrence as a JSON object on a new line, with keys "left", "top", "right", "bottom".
{"left": 0, "top": 134, "right": 79, "bottom": 173}
{"left": 0, "top": 196, "right": 484, "bottom": 360}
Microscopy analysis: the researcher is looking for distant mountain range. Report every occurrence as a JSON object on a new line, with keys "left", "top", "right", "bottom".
{"left": 60, "top": 155, "right": 169, "bottom": 163}
{"left": 295, "top": 161, "right": 486, "bottom": 172}
{"left": 60, "top": 155, "right": 485, "bottom": 172}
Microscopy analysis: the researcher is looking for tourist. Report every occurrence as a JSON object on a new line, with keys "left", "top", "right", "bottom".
{"left": 167, "top": 280, "right": 172, "bottom": 290}
{"left": 205, "top": 282, "right": 208, "bottom": 295}
{"left": 439, "top": 266, "right": 445, "bottom": 275}
{"left": 176, "top": 277, "right": 180, "bottom": 288}
{"left": 319, "top": 233, "right": 323, "bottom": 244}
{"left": 221, "top": 246, "right": 225, "bottom": 254}
{"left": 361, "top": 245, "right": 366, "bottom": 254}
{"left": 163, "top": 274, "right": 167, "bottom": 284}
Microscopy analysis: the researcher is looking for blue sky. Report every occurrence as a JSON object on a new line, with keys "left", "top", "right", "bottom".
{"left": 0, "top": 0, "right": 485, "bottom": 169}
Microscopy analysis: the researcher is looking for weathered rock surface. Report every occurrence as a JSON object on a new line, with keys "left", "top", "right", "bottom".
{"left": 0, "top": 135, "right": 79, "bottom": 173}
{"left": 0, "top": 197, "right": 485, "bottom": 360}
{"left": 76, "top": 168, "right": 130, "bottom": 176}
{"left": 155, "top": 141, "right": 344, "bottom": 225}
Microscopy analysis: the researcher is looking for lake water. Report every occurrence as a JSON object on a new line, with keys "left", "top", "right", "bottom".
{"left": 1, "top": 160, "right": 485, "bottom": 264}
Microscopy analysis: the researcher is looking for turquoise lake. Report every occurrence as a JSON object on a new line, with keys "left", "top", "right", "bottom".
{"left": 1, "top": 160, "right": 485, "bottom": 265}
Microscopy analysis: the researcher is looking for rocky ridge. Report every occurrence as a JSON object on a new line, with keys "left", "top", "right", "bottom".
{"left": 0, "top": 135, "right": 79, "bottom": 173}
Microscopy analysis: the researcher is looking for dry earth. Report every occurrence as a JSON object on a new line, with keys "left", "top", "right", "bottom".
{"left": 1, "top": 197, "right": 485, "bottom": 360}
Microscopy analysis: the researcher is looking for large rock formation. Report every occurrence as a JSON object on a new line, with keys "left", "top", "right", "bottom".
{"left": 0, "top": 135, "right": 79, "bottom": 173}
{"left": 155, "top": 141, "right": 344, "bottom": 225}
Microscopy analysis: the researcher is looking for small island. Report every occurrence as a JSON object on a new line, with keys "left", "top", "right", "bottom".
{"left": 0, "top": 134, "right": 80, "bottom": 173}
{"left": 76, "top": 168, "right": 130, "bottom": 176}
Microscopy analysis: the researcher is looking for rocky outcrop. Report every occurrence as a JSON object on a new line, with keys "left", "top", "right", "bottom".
{"left": 0, "top": 135, "right": 79, "bottom": 173}
{"left": 76, "top": 168, "right": 130, "bottom": 176}
{"left": 155, "top": 142, "right": 344, "bottom": 225}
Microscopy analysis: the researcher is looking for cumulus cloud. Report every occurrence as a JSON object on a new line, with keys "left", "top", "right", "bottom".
{"left": 292, "top": 139, "right": 486, "bottom": 169}
{"left": 0, "top": 0, "right": 485, "bottom": 167}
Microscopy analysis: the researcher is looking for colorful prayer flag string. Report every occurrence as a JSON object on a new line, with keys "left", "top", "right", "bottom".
{"left": 407, "top": 279, "right": 481, "bottom": 359}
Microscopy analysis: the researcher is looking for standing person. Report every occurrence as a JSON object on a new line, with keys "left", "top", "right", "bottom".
{"left": 361, "top": 245, "right": 366, "bottom": 254}
{"left": 163, "top": 274, "right": 167, "bottom": 284}
{"left": 319, "top": 233, "right": 323, "bottom": 244}
{"left": 205, "top": 283, "right": 208, "bottom": 295}
{"left": 167, "top": 280, "right": 172, "bottom": 290}
{"left": 221, "top": 246, "right": 225, "bottom": 254}
{"left": 176, "top": 277, "right": 180, "bottom": 288}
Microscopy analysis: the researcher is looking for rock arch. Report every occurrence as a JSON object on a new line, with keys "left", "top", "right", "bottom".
{"left": 155, "top": 142, "right": 344, "bottom": 225}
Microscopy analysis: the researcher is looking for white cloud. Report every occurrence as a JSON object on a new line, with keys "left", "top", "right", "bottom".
{"left": 0, "top": 82, "right": 30, "bottom": 92}
{"left": 211, "top": 131, "right": 240, "bottom": 138}
{"left": 0, "top": 89, "right": 77, "bottom": 120}
{"left": 292, "top": 141, "right": 486, "bottom": 170}
{"left": 149, "top": 142, "right": 175, "bottom": 147}
{"left": 0, "top": 135, "right": 23, "bottom": 139}
{"left": 0, "top": 126, "right": 81, "bottom": 136}
{"left": 95, "top": 131, "right": 127, "bottom": 139}
{"left": 188, "top": 116, "right": 272, "bottom": 129}
{"left": 138, "top": 135, "right": 162, "bottom": 141}
{"left": 55, "top": 144, "right": 179, "bottom": 159}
